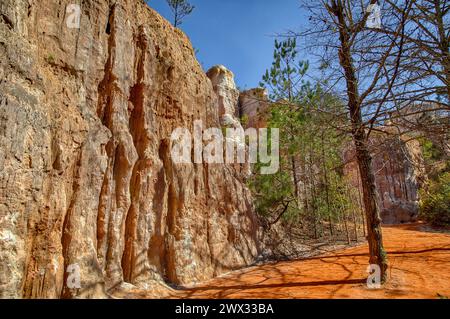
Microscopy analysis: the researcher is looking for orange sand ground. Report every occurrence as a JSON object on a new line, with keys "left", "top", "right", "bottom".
{"left": 171, "top": 224, "right": 450, "bottom": 299}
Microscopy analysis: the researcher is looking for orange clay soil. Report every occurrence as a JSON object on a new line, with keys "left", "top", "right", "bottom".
{"left": 168, "top": 223, "right": 450, "bottom": 299}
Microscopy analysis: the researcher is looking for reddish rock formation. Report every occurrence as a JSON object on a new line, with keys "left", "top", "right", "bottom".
{"left": 344, "top": 133, "right": 425, "bottom": 224}
{"left": 0, "top": 0, "right": 259, "bottom": 298}
{"left": 238, "top": 88, "right": 270, "bottom": 129}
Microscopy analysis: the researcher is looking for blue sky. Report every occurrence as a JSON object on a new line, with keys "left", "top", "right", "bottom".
{"left": 147, "top": 0, "right": 307, "bottom": 89}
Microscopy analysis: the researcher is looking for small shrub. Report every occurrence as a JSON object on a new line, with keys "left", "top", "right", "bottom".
{"left": 240, "top": 114, "right": 249, "bottom": 127}
{"left": 46, "top": 54, "right": 55, "bottom": 64}
{"left": 420, "top": 172, "right": 450, "bottom": 227}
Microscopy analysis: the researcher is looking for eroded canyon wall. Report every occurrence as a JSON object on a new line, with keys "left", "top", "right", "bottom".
{"left": 238, "top": 88, "right": 269, "bottom": 129}
{"left": 0, "top": 0, "right": 259, "bottom": 298}
{"left": 344, "top": 133, "right": 425, "bottom": 224}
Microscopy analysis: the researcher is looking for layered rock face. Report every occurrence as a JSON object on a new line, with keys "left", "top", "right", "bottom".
{"left": 344, "top": 134, "right": 425, "bottom": 224}
{"left": 206, "top": 65, "right": 242, "bottom": 128}
{"left": 238, "top": 88, "right": 270, "bottom": 129}
{"left": 0, "top": 0, "right": 259, "bottom": 298}
{"left": 206, "top": 65, "right": 252, "bottom": 178}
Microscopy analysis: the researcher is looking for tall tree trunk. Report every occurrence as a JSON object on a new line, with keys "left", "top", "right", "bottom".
{"left": 332, "top": 0, "right": 388, "bottom": 282}
{"left": 301, "top": 145, "right": 310, "bottom": 221}
{"left": 310, "top": 166, "right": 319, "bottom": 240}
{"left": 340, "top": 192, "right": 351, "bottom": 244}
{"left": 347, "top": 186, "right": 359, "bottom": 241}
{"left": 357, "top": 167, "right": 367, "bottom": 237}
{"left": 321, "top": 133, "right": 334, "bottom": 237}
{"left": 291, "top": 156, "right": 301, "bottom": 207}
{"left": 435, "top": 0, "right": 450, "bottom": 100}
{"left": 309, "top": 166, "right": 318, "bottom": 240}
{"left": 343, "top": 214, "right": 351, "bottom": 245}
{"left": 355, "top": 139, "right": 387, "bottom": 281}
{"left": 337, "top": 212, "right": 344, "bottom": 237}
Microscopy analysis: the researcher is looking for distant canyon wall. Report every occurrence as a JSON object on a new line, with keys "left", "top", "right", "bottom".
{"left": 238, "top": 92, "right": 426, "bottom": 225}
{"left": 344, "top": 133, "right": 425, "bottom": 224}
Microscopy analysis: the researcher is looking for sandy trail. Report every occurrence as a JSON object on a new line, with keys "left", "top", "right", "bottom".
{"left": 166, "top": 224, "right": 450, "bottom": 299}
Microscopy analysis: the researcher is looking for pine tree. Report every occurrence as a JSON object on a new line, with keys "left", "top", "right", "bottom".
{"left": 253, "top": 39, "right": 360, "bottom": 243}
{"left": 166, "top": 0, "right": 195, "bottom": 28}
